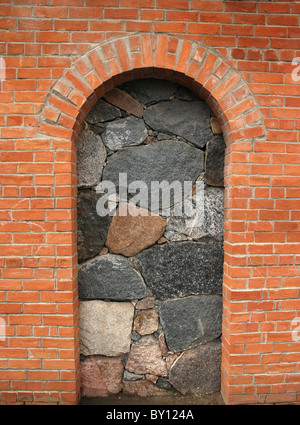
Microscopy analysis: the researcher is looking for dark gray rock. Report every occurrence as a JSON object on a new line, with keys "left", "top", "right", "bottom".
{"left": 204, "top": 135, "right": 226, "bottom": 187}
{"left": 166, "top": 186, "right": 224, "bottom": 242}
{"left": 120, "top": 78, "right": 178, "bottom": 106}
{"left": 77, "top": 190, "right": 112, "bottom": 262}
{"left": 156, "top": 378, "right": 172, "bottom": 390}
{"left": 78, "top": 253, "right": 149, "bottom": 300}
{"left": 131, "top": 331, "right": 141, "bottom": 342}
{"left": 89, "top": 123, "right": 105, "bottom": 135}
{"left": 135, "top": 242, "right": 223, "bottom": 300}
{"left": 143, "top": 99, "right": 213, "bottom": 148}
{"left": 102, "top": 115, "right": 148, "bottom": 151}
{"left": 169, "top": 339, "right": 222, "bottom": 395}
{"left": 175, "top": 86, "right": 200, "bottom": 101}
{"left": 102, "top": 140, "right": 204, "bottom": 210}
{"left": 77, "top": 129, "right": 107, "bottom": 188}
{"left": 86, "top": 99, "right": 122, "bottom": 124}
{"left": 159, "top": 295, "right": 222, "bottom": 352}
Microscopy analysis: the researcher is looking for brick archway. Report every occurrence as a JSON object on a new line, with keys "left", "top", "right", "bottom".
{"left": 38, "top": 33, "right": 265, "bottom": 405}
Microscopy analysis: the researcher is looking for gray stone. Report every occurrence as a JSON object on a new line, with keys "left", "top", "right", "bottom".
{"left": 89, "top": 123, "right": 105, "bottom": 136}
{"left": 102, "top": 116, "right": 148, "bottom": 151}
{"left": 166, "top": 186, "right": 224, "bottom": 242}
{"left": 159, "top": 295, "right": 222, "bottom": 352}
{"left": 204, "top": 135, "right": 226, "bottom": 186}
{"left": 131, "top": 331, "right": 141, "bottom": 342}
{"left": 126, "top": 335, "right": 168, "bottom": 377}
{"left": 78, "top": 253, "right": 149, "bottom": 300}
{"left": 103, "top": 140, "right": 204, "bottom": 209}
{"left": 77, "top": 190, "right": 112, "bottom": 262}
{"left": 121, "top": 78, "right": 178, "bottom": 106}
{"left": 135, "top": 242, "right": 224, "bottom": 300}
{"left": 156, "top": 378, "right": 172, "bottom": 390}
{"left": 79, "top": 300, "right": 134, "bottom": 356}
{"left": 164, "top": 230, "right": 188, "bottom": 242}
{"left": 169, "top": 339, "right": 222, "bottom": 395}
{"left": 143, "top": 99, "right": 213, "bottom": 148}
{"left": 175, "top": 86, "right": 200, "bottom": 101}
{"left": 123, "top": 370, "right": 143, "bottom": 381}
{"left": 85, "top": 99, "right": 121, "bottom": 124}
{"left": 77, "top": 129, "right": 107, "bottom": 188}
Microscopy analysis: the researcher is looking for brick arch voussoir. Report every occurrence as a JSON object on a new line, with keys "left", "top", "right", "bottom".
{"left": 38, "top": 33, "right": 265, "bottom": 147}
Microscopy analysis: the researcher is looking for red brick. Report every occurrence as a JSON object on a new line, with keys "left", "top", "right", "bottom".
{"left": 156, "top": 0, "right": 188, "bottom": 8}
{"left": 191, "top": 0, "right": 223, "bottom": 10}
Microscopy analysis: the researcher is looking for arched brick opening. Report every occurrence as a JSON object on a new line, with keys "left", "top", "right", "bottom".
{"left": 38, "top": 33, "right": 265, "bottom": 405}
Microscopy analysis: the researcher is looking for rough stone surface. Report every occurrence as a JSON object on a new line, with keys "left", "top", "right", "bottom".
{"left": 136, "top": 297, "right": 155, "bottom": 310}
{"left": 156, "top": 378, "right": 172, "bottom": 390}
{"left": 169, "top": 339, "right": 222, "bottom": 395}
{"left": 158, "top": 333, "right": 168, "bottom": 354}
{"left": 123, "top": 371, "right": 143, "bottom": 381}
{"left": 165, "top": 354, "right": 178, "bottom": 370}
{"left": 78, "top": 254, "right": 149, "bottom": 300}
{"left": 104, "top": 88, "right": 144, "bottom": 118}
{"left": 102, "top": 115, "right": 148, "bottom": 151}
{"left": 103, "top": 140, "right": 204, "bottom": 208}
{"left": 126, "top": 335, "right": 168, "bottom": 377}
{"left": 78, "top": 81, "right": 225, "bottom": 398}
{"left": 77, "top": 190, "right": 112, "bottom": 262}
{"left": 122, "top": 380, "right": 167, "bottom": 397}
{"left": 159, "top": 295, "right": 222, "bottom": 352}
{"left": 204, "top": 135, "right": 226, "bottom": 187}
{"left": 80, "top": 356, "right": 124, "bottom": 397}
{"left": 157, "top": 237, "right": 168, "bottom": 244}
{"left": 210, "top": 117, "right": 223, "bottom": 135}
{"left": 131, "top": 331, "right": 141, "bottom": 342}
{"left": 143, "top": 99, "right": 213, "bottom": 148}
{"left": 85, "top": 99, "right": 121, "bottom": 124}
{"left": 106, "top": 203, "right": 167, "bottom": 257}
{"left": 120, "top": 78, "right": 178, "bottom": 106}
{"left": 79, "top": 300, "right": 134, "bottom": 357}
{"left": 77, "top": 129, "right": 107, "bottom": 188}
{"left": 135, "top": 242, "right": 224, "bottom": 300}
{"left": 175, "top": 86, "right": 200, "bottom": 101}
{"left": 134, "top": 310, "right": 159, "bottom": 336}
{"left": 146, "top": 374, "right": 158, "bottom": 384}
{"left": 166, "top": 187, "right": 224, "bottom": 242}
{"left": 164, "top": 230, "right": 188, "bottom": 242}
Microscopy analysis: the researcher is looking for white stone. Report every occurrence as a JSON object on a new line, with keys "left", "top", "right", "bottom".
{"left": 79, "top": 300, "right": 134, "bottom": 357}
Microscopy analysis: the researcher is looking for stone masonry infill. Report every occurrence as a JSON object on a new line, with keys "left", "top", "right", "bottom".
{"left": 77, "top": 79, "right": 225, "bottom": 398}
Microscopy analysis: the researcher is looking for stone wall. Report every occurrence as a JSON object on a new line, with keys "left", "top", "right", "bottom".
{"left": 77, "top": 79, "right": 225, "bottom": 398}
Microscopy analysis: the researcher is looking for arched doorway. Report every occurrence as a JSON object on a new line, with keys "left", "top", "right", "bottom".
{"left": 77, "top": 78, "right": 225, "bottom": 400}
{"left": 38, "top": 33, "right": 265, "bottom": 404}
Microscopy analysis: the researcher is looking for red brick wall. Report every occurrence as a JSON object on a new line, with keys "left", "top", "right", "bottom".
{"left": 0, "top": 0, "right": 300, "bottom": 405}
